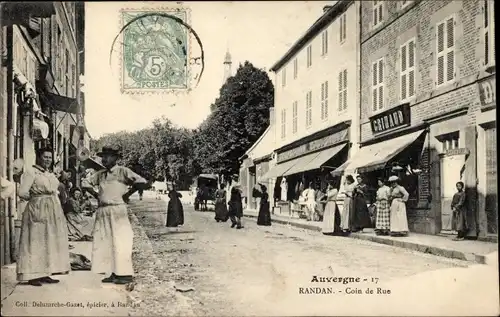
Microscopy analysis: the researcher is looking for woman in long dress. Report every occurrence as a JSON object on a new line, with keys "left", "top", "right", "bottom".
{"left": 257, "top": 185, "right": 271, "bottom": 226}
{"left": 388, "top": 175, "right": 410, "bottom": 236}
{"left": 374, "top": 178, "right": 391, "bottom": 235}
{"left": 228, "top": 186, "right": 244, "bottom": 229}
{"left": 214, "top": 184, "right": 229, "bottom": 222}
{"left": 352, "top": 175, "right": 372, "bottom": 232}
{"left": 17, "top": 147, "right": 70, "bottom": 286}
{"left": 166, "top": 186, "right": 184, "bottom": 228}
{"left": 305, "top": 182, "right": 317, "bottom": 221}
{"left": 340, "top": 175, "right": 356, "bottom": 233}
{"left": 322, "top": 182, "right": 341, "bottom": 235}
{"left": 65, "top": 187, "right": 94, "bottom": 242}
{"left": 452, "top": 181, "right": 467, "bottom": 241}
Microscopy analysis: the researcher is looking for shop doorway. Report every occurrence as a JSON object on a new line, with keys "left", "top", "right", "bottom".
{"left": 485, "top": 127, "right": 497, "bottom": 234}
{"left": 439, "top": 154, "right": 466, "bottom": 233}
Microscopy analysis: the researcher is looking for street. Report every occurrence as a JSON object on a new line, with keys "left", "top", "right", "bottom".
{"left": 128, "top": 198, "right": 499, "bottom": 316}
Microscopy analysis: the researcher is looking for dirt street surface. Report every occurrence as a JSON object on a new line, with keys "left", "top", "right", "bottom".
{"left": 127, "top": 198, "right": 495, "bottom": 316}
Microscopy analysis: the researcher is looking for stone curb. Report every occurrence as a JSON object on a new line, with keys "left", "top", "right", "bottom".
{"left": 243, "top": 213, "right": 487, "bottom": 264}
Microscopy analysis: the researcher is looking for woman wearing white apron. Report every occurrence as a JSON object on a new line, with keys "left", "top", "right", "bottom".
{"left": 82, "top": 146, "right": 149, "bottom": 285}
{"left": 388, "top": 175, "right": 410, "bottom": 236}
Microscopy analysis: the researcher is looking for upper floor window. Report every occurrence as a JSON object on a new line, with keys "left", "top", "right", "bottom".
{"left": 321, "top": 30, "right": 329, "bottom": 56}
{"left": 282, "top": 68, "right": 286, "bottom": 87}
{"left": 372, "top": 58, "right": 384, "bottom": 111}
{"left": 292, "top": 101, "right": 298, "bottom": 134}
{"left": 321, "top": 81, "right": 329, "bottom": 120}
{"left": 373, "top": 1, "right": 384, "bottom": 28}
{"left": 280, "top": 109, "right": 287, "bottom": 139}
{"left": 401, "top": 0, "right": 413, "bottom": 9}
{"left": 307, "top": 45, "right": 312, "bottom": 68}
{"left": 440, "top": 133, "right": 460, "bottom": 152}
{"left": 400, "top": 39, "right": 416, "bottom": 101}
{"left": 339, "top": 13, "right": 347, "bottom": 43}
{"left": 338, "top": 69, "right": 347, "bottom": 111}
{"left": 306, "top": 91, "right": 312, "bottom": 127}
{"left": 436, "top": 16, "right": 456, "bottom": 87}
{"left": 484, "top": 0, "right": 496, "bottom": 68}
{"left": 293, "top": 58, "right": 298, "bottom": 79}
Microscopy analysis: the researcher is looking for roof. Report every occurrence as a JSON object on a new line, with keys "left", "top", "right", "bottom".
{"left": 269, "top": 0, "right": 351, "bottom": 72}
{"left": 244, "top": 125, "right": 275, "bottom": 162}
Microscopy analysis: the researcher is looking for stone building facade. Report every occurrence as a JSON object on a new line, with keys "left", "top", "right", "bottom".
{"left": 338, "top": 0, "right": 496, "bottom": 237}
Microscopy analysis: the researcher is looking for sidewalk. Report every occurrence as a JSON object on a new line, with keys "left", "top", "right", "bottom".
{"left": 244, "top": 209, "right": 498, "bottom": 265}
{"left": 1, "top": 242, "right": 129, "bottom": 316}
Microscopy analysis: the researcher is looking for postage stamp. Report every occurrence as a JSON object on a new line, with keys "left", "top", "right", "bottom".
{"left": 119, "top": 8, "right": 193, "bottom": 94}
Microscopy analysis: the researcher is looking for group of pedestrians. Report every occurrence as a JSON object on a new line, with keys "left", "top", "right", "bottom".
{"left": 319, "top": 174, "right": 410, "bottom": 237}
{"left": 213, "top": 184, "right": 245, "bottom": 229}
{"left": 14, "top": 145, "right": 150, "bottom": 287}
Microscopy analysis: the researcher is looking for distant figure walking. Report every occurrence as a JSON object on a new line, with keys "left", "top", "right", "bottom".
{"left": 452, "top": 181, "right": 467, "bottom": 241}
{"left": 166, "top": 185, "right": 185, "bottom": 228}
{"left": 228, "top": 186, "right": 243, "bottom": 229}
{"left": 214, "top": 184, "right": 229, "bottom": 222}
{"left": 257, "top": 184, "right": 271, "bottom": 226}
{"left": 17, "top": 147, "right": 70, "bottom": 287}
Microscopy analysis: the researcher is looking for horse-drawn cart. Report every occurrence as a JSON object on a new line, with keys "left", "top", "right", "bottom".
{"left": 193, "top": 174, "right": 218, "bottom": 211}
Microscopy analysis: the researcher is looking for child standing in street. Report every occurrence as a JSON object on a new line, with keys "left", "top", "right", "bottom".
{"left": 82, "top": 145, "right": 150, "bottom": 284}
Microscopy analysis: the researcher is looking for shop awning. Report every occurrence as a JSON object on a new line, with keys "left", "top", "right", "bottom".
{"left": 331, "top": 129, "right": 427, "bottom": 176}
{"left": 45, "top": 92, "right": 78, "bottom": 114}
{"left": 259, "top": 159, "right": 297, "bottom": 180}
{"left": 283, "top": 143, "right": 347, "bottom": 176}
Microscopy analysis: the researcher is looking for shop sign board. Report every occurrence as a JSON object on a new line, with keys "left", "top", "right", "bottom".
{"left": 370, "top": 103, "right": 411, "bottom": 134}
{"left": 277, "top": 129, "right": 349, "bottom": 163}
{"left": 478, "top": 76, "right": 496, "bottom": 110}
{"left": 444, "top": 148, "right": 470, "bottom": 157}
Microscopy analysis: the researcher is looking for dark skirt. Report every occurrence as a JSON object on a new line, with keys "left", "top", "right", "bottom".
{"left": 228, "top": 201, "right": 243, "bottom": 218}
{"left": 257, "top": 202, "right": 271, "bottom": 226}
{"left": 166, "top": 199, "right": 184, "bottom": 227}
{"left": 352, "top": 196, "right": 372, "bottom": 231}
{"left": 215, "top": 199, "right": 229, "bottom": 222}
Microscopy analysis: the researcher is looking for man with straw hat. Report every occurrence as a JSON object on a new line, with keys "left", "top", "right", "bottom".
{"left": 82, "top": 145, "right": 150, "bottom": 284}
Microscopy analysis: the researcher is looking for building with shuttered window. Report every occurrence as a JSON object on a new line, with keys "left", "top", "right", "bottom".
{"left": 330, "top": 0, "right": 496, "bottom": 238}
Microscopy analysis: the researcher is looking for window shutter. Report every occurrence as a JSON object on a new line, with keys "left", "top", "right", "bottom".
{"left": 409, "top": 70, "right": 415, "bottom": 97}
{"left": 485, "top": 30, "right": 490, "bottom": 66}
{"left": 437, "top": 22, "right": 444, "bottom": 53}
{"left": 338, "top": 72, "right": 343, "bottom": 111}
{"left": 409, "top": 41, "right": 415, "bottom": 68}
{"left": 378, "top": 59, "right": 384, "bottom": 83}
{"left": 373, "top": 7, "right": 378, "bottom": 26}
{"left": 339, "top": 16, "right": 343, "bottom": 42}
{"left": 378, "top": 5, "right": 383, "bottom": 23}
{"left": 378, "top": 86, "right": 383, "bottom": 109}
{"left": 401, "top": 45, "right": 407, "bottom": 72}
{"left": 343, "top": 69, "right": 347, "bottom": 91}
{"left": 446, "top": 51, "right": 454, "bottom": 81}
{"left": 437, "top": 55, "right": 445, "bottom": 85}
{"left": 446, "top": 18, "right": 454, "bottom": 49}
{"left": 401, "top": 73, "right": 407, "bottom": 100}
{"left": 373, "top": 88, "right": 378, "bottom": 111}
{"left": 343, "top": 90, "right": 347, "bottom": 110}
{"left": 325, "top": 30, "right": 328, "bottom": 53}
{"left": 373, "top": 62, "right": 378, "bottom": 86}
{"left": 343, "top": 15, "right": 347, "bottom": 41}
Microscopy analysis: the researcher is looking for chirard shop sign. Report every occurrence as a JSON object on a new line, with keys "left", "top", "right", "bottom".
{"left": 370, "top": 103, "right": 411, "bottom": 134}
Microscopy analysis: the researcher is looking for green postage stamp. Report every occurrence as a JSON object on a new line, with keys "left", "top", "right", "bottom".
{"left": 120, "top": 8, "right": 192, "bottom": 94}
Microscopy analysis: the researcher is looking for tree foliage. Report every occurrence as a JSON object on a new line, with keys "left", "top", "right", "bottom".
{"left": 91, "top": 61, "right": 274, "bottom": 188}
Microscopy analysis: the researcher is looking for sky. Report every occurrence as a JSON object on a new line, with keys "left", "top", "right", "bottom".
{"left": 84, "top": 1, "right": 332, "bottom": 138}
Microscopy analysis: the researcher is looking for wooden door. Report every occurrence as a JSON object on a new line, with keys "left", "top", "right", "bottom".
{"left": 440, "top": 155, "right": 466, "bottom": 232}
{"left": 485, "top": 127, "right": 497, "bottom": 234}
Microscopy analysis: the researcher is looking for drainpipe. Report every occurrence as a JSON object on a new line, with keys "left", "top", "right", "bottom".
{"left": 5, "top": 25, "right": 13, "bottom": 263}
{"left": 357, "top": 1, "right": 362, "bottom": 149}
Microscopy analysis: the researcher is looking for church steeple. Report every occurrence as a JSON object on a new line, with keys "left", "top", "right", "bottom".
{"left": 222, "top": 49, "right": 232, "bottom": 84}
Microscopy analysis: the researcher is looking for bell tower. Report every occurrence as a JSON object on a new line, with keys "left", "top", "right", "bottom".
{"left": 222, "top": 49, "right": 232, "bottom": 84}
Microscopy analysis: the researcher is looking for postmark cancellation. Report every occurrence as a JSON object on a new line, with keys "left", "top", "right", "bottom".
{"left": 119, "top": 7, "right": 195, "bottom": 94}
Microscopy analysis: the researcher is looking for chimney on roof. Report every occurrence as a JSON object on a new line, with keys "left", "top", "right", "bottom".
{"left": 323, "top": 5, "right": 333, "bottom": 13}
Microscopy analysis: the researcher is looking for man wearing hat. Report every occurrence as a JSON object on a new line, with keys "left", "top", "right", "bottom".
{"left": 82, "top": 145, "right": 150, "bottom": 284}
